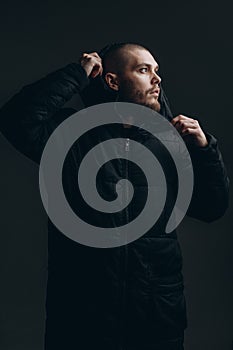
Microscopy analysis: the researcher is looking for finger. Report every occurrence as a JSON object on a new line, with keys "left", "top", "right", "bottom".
{"left": 182, "top": 128, "right": 200, "bottom": 137}
{"left": 173, "top": 120, "right": 198, "bottom": 133}
{"left": 174, "top": 114, "right": 195, "bottom": 120}
{"left": 90, "top": 64, "right": 103, "bottom": 78}
{"left": 81, "top": 57, "right": 102, "bottom": 71}
{"left": 88, "top": 52, "right": 101, "bottom": 59}
{"left": 171, "top": 115, "right": 196, "bottom": 125}
{"left": 82, "top": 52, "right": 101, "bottom": 62}
{"left": 91, "top": 69, "right": 101, "bottom": 78}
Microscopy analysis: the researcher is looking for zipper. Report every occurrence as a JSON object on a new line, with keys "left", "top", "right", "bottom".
{"left": 125, "top": 137, "right": 130, "bottom": 152}
{"left": 119, "top": 137, "right": 130, "bottom": 347}
{"left": 125, "top": 137, "right": 130, "bottom": 236}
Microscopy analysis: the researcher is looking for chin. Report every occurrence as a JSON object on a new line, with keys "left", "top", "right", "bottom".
{"left": 141, "top": 96, "right": 160, "bottom": 111}
{"left": 144, "top": 101, "right": 161, "bottom": 112}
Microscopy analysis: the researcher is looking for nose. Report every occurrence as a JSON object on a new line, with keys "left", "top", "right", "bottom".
{"left": 151, "top": 71, "right": 161, "bottom": 85}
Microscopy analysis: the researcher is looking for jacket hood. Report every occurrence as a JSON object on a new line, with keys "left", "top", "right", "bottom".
{"left": 79, "top": 46, "right": 174, "bottom": 123}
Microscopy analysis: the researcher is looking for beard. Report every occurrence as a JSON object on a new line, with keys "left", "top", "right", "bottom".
{"left": 141, "top": 97, "right": 161, "bottom": 112}
{"left": 118, "top": 80, "right": 161, "bottom": 112}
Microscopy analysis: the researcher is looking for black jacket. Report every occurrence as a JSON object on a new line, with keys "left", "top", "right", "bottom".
{"left": 0, "top": 63, "right": 229, "bottom": 349}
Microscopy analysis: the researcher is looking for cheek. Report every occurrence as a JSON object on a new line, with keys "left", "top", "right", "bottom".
{"left": 121, "top": 76, "right": 148, "bottom": 98}
{"left": 134, "top": 84, "right": 148, "bottom": 100}
{"left": 126, "top": 74, "right": 147, "bottom": 88}
{"left": 137, "top": 77, "right": 150, "bottom": 93}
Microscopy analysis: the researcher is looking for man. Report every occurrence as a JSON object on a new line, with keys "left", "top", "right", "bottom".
{"left": 0, "top": 42, "right": 229, "bottom": 349}
{"left": 80, "top": 44, "right": 208, "bottom": 146}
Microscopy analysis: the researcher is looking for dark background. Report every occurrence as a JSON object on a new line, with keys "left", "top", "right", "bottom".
{"left": 0, "top": 0, "right": 232, "bottom": 349}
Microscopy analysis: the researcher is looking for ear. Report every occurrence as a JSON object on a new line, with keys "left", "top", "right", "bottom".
{"left": 104, "top": 72, "right": 119, "bottom": 91}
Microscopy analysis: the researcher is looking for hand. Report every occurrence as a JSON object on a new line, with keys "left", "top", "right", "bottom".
{"left": 79, "top": 52, "right": 103, "bottom": 78}
{"left": 171, "top": 114, "right": 208, "bottom": 147}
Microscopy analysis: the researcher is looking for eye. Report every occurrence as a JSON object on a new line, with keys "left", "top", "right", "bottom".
{"left": 139, "top": 67, "right": 148, "bottom": 73}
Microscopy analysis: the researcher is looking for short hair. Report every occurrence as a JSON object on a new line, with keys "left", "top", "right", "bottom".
{"left": 80, "top": 42, "right": 174, "bottom": 123}
{"left": 99, "top": 42, "right": 152, "bottom": 76}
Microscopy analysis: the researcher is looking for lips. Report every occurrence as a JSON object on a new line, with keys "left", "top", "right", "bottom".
{"left": 149, "top": 89, "right": 160, "bottom": 96}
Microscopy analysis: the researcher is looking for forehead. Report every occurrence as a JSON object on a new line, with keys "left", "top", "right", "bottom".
{"left": 123, "top": 48, "right": 158, "bottom": 67}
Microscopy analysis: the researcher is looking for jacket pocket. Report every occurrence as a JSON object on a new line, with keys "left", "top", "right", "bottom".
{"left": 148, "top": 279, "right": 187, "bottom": 339}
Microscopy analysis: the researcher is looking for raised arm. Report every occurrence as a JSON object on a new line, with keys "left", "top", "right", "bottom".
{"left": 171, "top": 115, "right": 229, "bottom": 222}
{"left": 0, "top": 52, "right": 103, "bottom": 163}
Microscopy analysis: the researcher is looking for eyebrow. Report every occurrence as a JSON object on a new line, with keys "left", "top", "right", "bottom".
{"left": 135, "top": 63, "right": 160, "bottom": 71}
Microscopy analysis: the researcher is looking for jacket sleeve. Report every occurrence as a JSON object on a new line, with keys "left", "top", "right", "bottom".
{"left": 186, "top": 132, "right": 230, "bottom": 222}
{"left": 0, "top": 63, "right": 89, "bottom": 163}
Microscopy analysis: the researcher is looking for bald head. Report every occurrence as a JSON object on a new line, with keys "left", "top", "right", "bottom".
{"left": 102, "top": 43, "right": 150, "bottom": 76}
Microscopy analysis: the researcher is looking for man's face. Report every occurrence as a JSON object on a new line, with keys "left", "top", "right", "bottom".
{"left": 117, "top": 48, "right": 161, "bottom": 112}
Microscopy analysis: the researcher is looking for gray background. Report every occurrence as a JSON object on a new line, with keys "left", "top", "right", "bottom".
{"left": 0, "top": 0, "right": 232, "bottom": 349}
